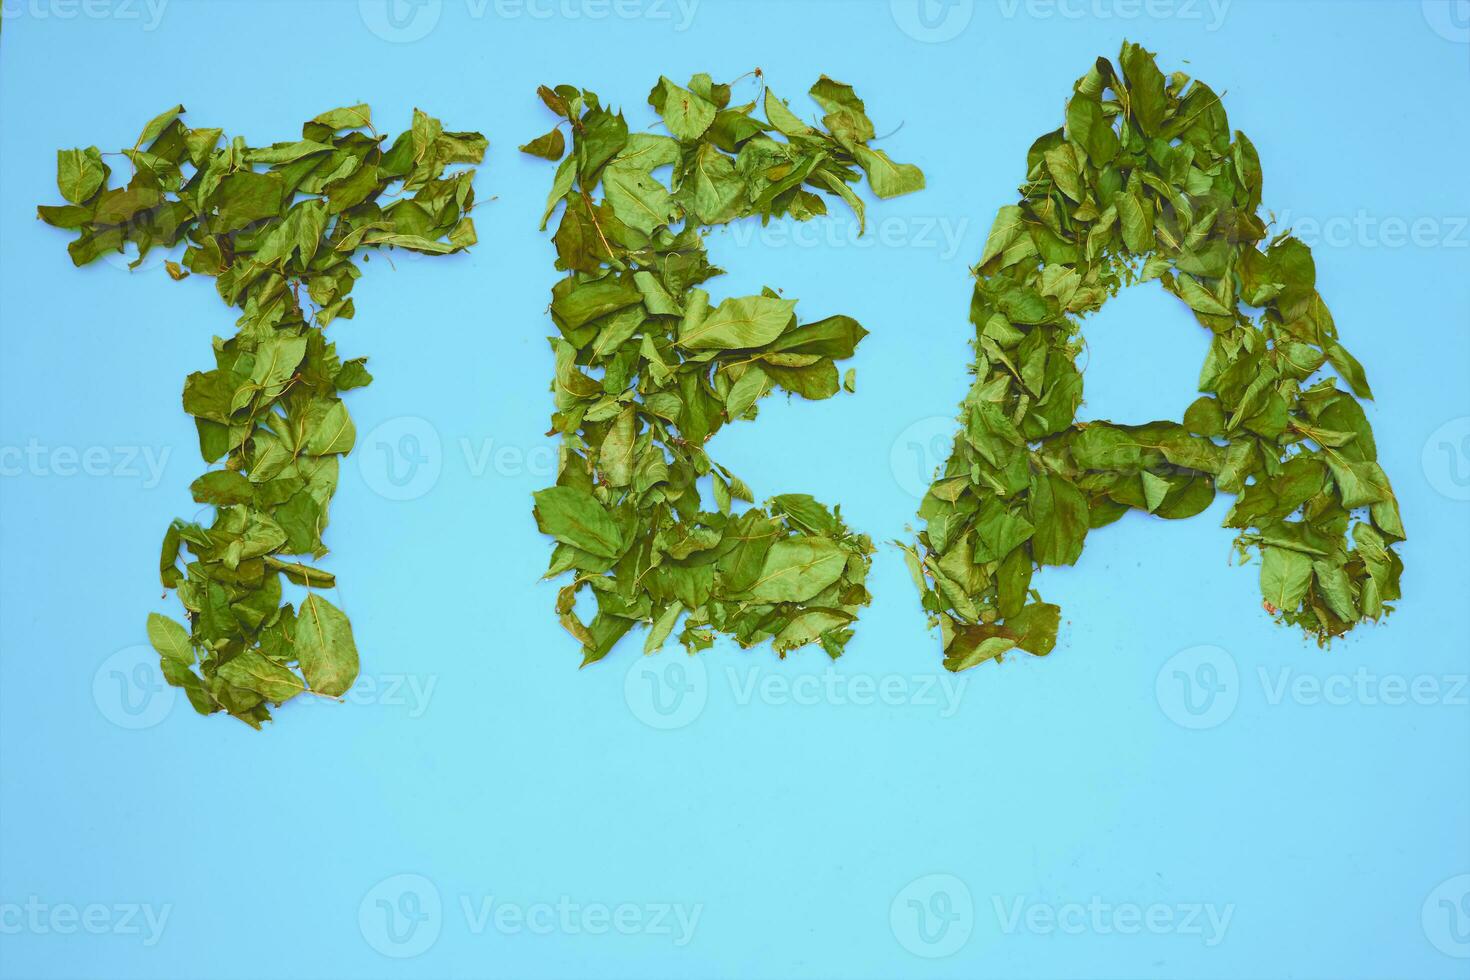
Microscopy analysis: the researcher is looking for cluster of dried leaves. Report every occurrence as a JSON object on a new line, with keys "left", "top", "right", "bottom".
{"left": 906, "top": 44, "right": 1405, "bottom": 672}
{"left": 525, "top": 73, "right": 925, "bottom": 665}
{"left": 40, "top": 105, "right": 485, "bottom": 725}
{"left": 40, "top": 49, "right": 1406, "bottom": 718}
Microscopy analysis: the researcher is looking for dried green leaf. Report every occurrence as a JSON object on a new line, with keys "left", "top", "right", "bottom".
{"left": 295, "top": 595, "right": 359, "bottom": 697}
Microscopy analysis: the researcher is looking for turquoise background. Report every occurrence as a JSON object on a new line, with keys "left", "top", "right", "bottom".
{"left": 2, "top": 0, "right": 1468, "bottom": 977}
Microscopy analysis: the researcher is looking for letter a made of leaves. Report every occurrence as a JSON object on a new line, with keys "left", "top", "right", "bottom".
{"left": 525, "top": 73, "right": 925, "bottom": 665}
{"left": 39, "top": 105, "right": 487, "bottom": 725}
{"left": 905, "top": 44, "right": 1405, "bottom": 672}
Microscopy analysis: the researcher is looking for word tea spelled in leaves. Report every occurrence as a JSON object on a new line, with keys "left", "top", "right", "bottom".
{"left": 906, "top": 44, "right": 1405, "bottom": 672}
{"left": 40, "top": 105, "right": 486, "bottom": 725}
{"left": 525, "top": 73, "right": 924, "bottom": 665}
